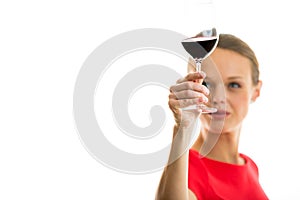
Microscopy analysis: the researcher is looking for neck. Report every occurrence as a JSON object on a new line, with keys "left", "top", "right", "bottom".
{"left": 192, "top": 127, "right": 245, "bottom": 165}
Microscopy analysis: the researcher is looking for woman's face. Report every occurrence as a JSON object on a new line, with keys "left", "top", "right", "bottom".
{"left": 200, "top": 48, "right": 262, "bottom": 133}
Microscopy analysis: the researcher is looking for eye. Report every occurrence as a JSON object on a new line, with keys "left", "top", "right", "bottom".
{"left": 228, "top": 82, "right": 241, "bottom": 88}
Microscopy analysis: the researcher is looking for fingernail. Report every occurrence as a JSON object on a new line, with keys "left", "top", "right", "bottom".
{"left": 204, "top": 97, "right": 208, "bottom": 103}
{"left": 199, "top": 96, "right": 208, "bottom": 103}
{"left": 205, "top": 88, "right": 210, "bottom": 95}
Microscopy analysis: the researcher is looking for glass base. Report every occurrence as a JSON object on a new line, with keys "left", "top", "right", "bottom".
{"left": 182, "top": 104, "right": 217, "bottom": 114}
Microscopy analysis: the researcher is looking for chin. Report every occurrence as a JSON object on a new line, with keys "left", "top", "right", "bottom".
{"left": 201, "top": 118, "right": 235, "bottom": 135}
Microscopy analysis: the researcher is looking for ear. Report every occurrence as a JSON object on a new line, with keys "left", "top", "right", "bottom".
{"left": 187, "top": 57, "right": 196, "bottom": 73}
{"left": 251, "top": 80, "right": 262, "bottom": 103}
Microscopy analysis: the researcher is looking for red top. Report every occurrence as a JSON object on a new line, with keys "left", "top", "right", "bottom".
{"left": 188, "top": 149, "right": 268, "bottom": 200}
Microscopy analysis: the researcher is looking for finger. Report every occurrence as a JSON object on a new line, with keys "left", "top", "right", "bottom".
{"left": 168, "top": 92, "right": 177, "bottom": 100}
{"left": 170, "top": 82, "right": 210, "bottom": 95}
{"left": 172, "top": 90, "right": 209, "bottom": 100}
{"left": 169, "top": 96, "right": 208, "bottom": 109}
{"left": 176, "top": 71, "right": 206, "bottom": 84}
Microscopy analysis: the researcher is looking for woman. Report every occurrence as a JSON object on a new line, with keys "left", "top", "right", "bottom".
{"left": 155, "top": 34, "right": 268, "bottom": 199}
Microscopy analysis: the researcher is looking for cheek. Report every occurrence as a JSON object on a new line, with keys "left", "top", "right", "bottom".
{"left": 230, "top": 93, "right": 250, "bottom": 117}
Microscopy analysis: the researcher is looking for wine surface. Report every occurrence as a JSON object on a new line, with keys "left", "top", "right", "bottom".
{"left": 182, "top": 37, "right": 217, "bottom": 59}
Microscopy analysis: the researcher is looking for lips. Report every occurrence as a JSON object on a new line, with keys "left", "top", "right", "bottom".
{"left": 209, "top": 110, "right": 230, "bottom": 119}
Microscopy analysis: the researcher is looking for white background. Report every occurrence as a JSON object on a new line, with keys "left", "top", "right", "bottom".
{"left": 1, "top": 0, "right": 299, "bottom": 199}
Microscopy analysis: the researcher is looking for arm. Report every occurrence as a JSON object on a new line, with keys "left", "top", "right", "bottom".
{"left": 155, "top": 72, "right": 209, "bottom": 200}
{"left": 155, "top": 125, "right": 197, "bottom": 200}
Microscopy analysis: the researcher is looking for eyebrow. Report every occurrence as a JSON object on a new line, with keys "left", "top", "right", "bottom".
{"left": 227, "top": 76, "right": 244, "bottom": 80}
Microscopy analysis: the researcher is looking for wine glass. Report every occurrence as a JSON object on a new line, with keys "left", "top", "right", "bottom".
{"left": 180, "top": 0, "right": 219, "bottom": 113}
{"left": 181, "top": 28, "right": 218, "bottom": 113}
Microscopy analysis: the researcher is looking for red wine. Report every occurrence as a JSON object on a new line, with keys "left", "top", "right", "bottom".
{"left": 181, "top": 37, "right": 217, "bottom": 60}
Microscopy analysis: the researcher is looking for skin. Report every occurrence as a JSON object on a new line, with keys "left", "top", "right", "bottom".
{"left": 193, "top": 48, "right": 262, "bottom": 164}
{"left": 155, "top": 48, "right": 262, "bottom": 200}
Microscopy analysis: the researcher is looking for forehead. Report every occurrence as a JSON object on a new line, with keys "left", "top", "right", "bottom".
{"left": 202, "top": 48, "right": 252, "bottom": 81}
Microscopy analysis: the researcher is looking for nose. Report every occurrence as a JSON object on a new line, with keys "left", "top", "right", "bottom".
{"left": 210, "top": 84, "right": 226, "bottom": 105}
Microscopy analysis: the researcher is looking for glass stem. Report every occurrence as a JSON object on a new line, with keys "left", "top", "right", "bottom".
{"left": 196, "top": 58, "right": 203, "bottom": 72}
